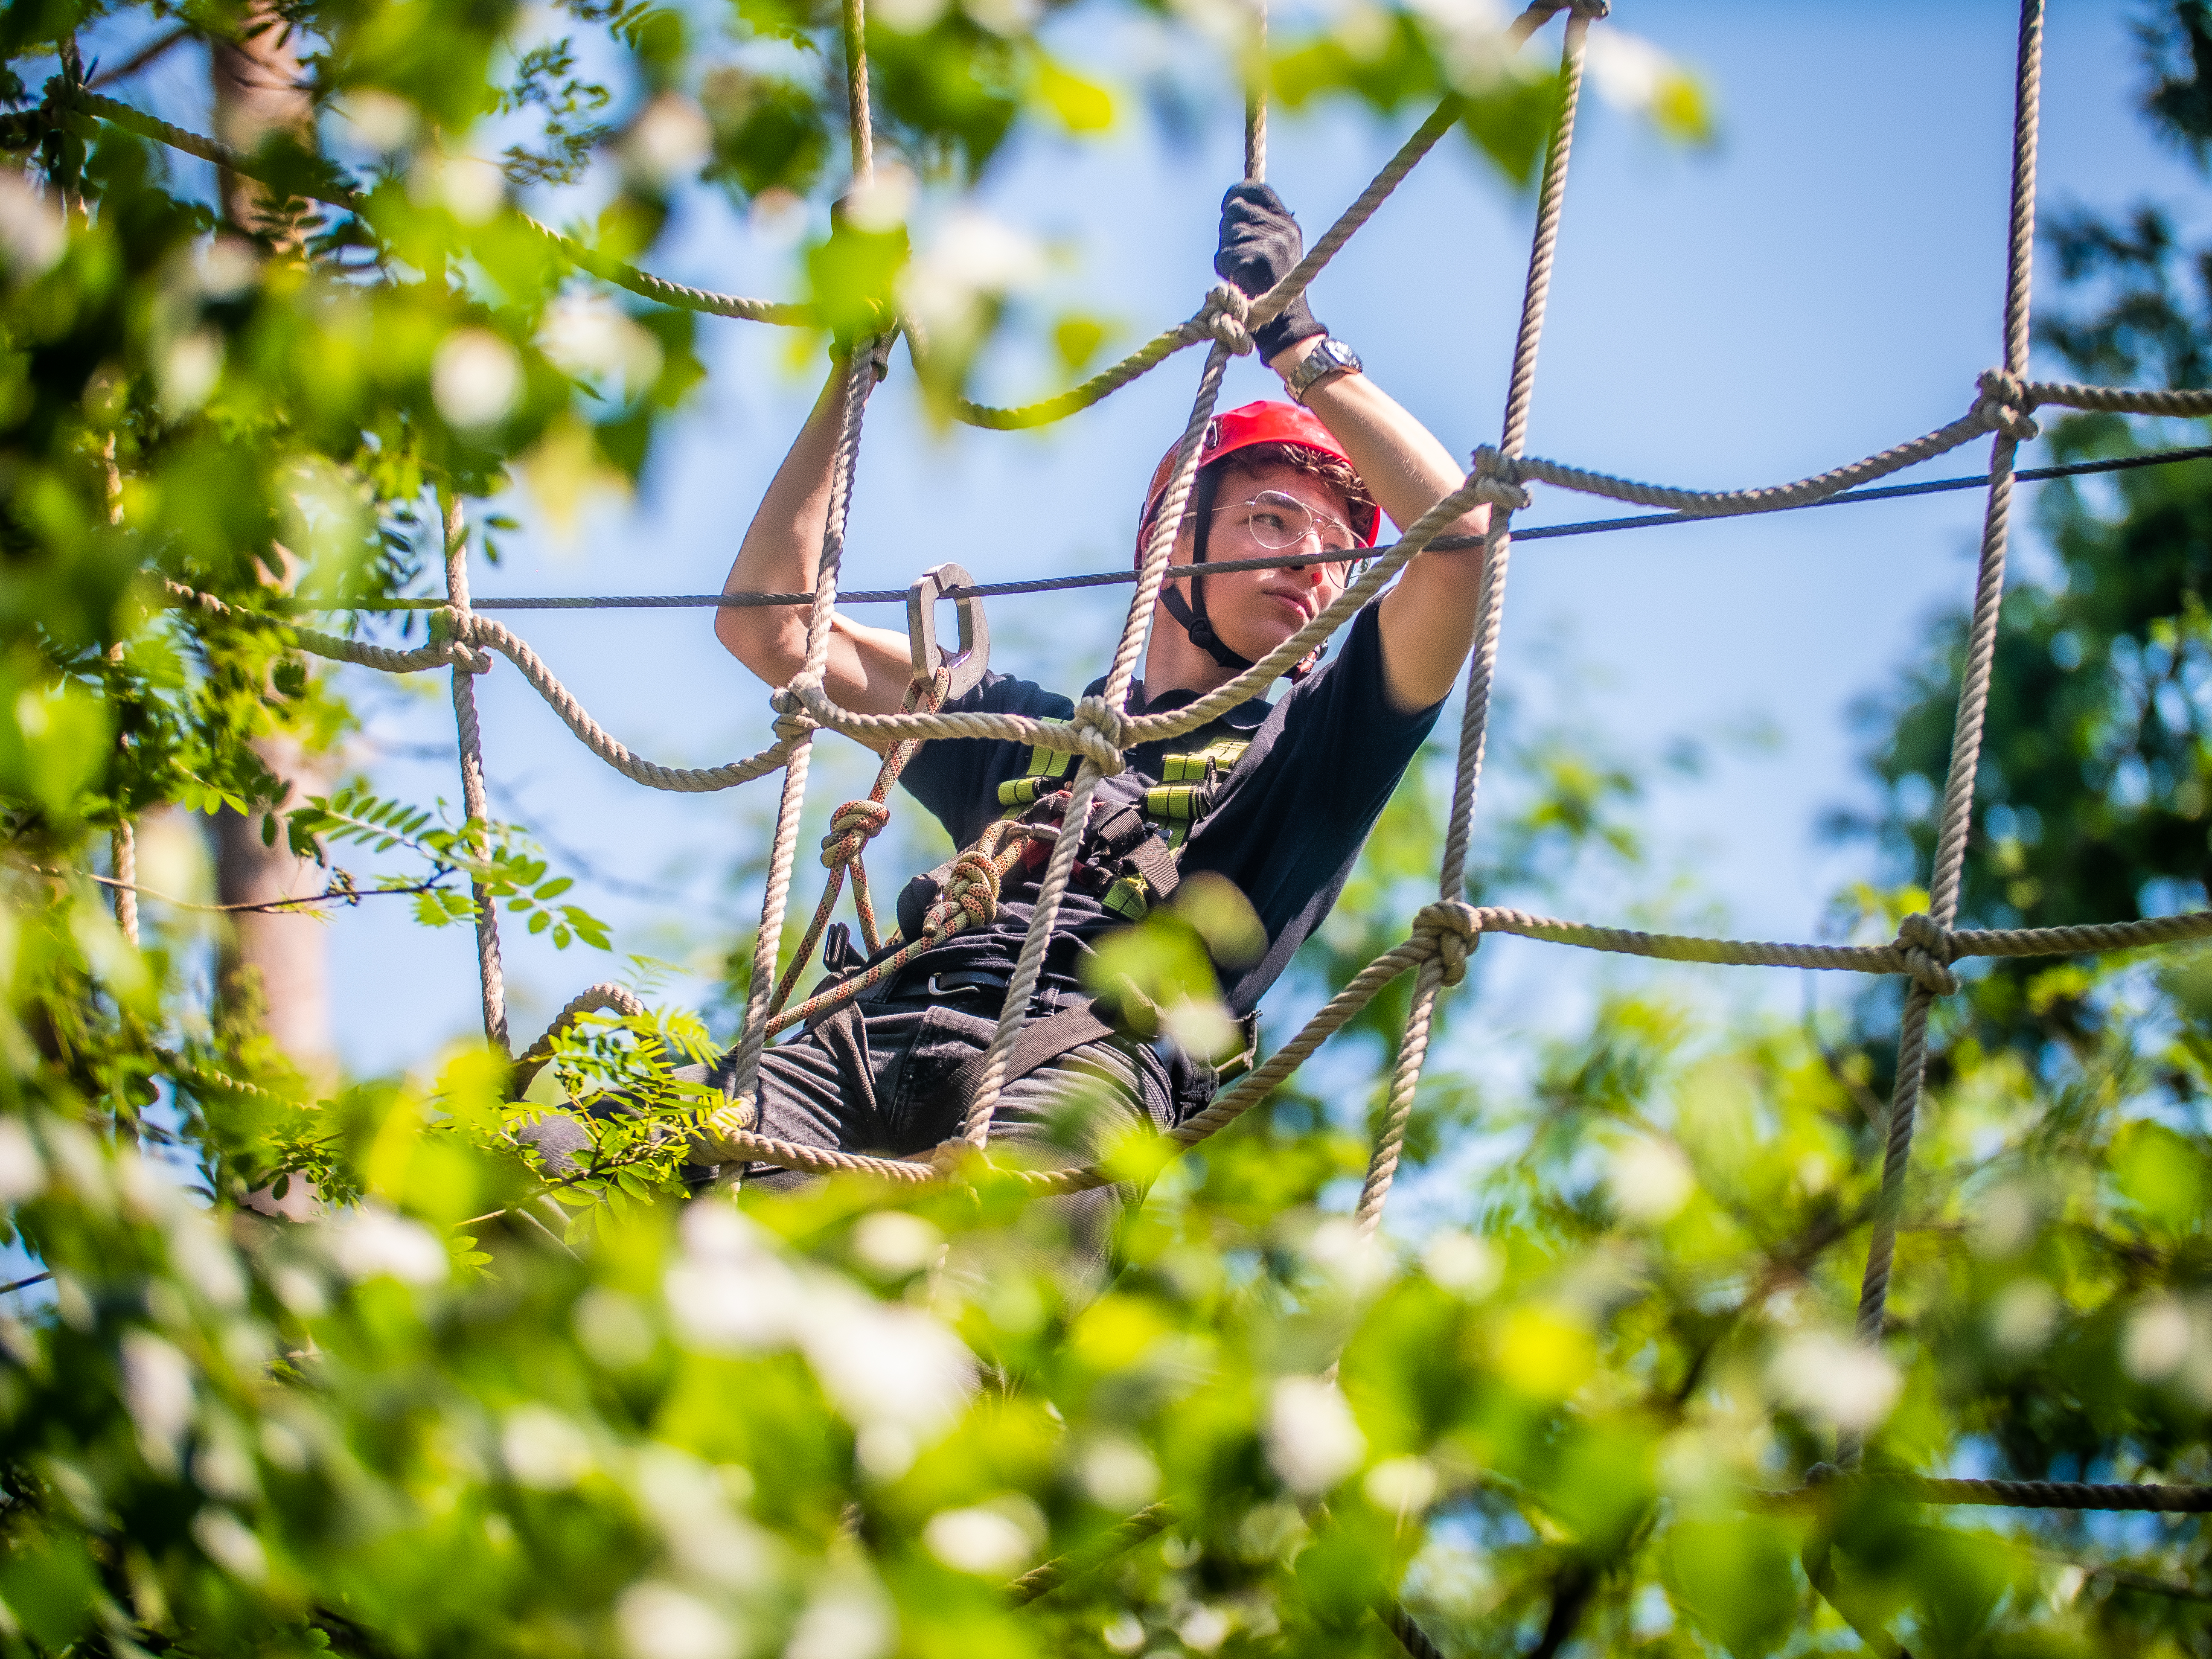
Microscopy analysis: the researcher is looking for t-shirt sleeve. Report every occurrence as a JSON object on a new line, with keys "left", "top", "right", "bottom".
{"left": 1178, "top": 600, "right": 1444, "bottom": 1013}
{"left": 898, "top": 670, "right": 1075, "bottom": 851}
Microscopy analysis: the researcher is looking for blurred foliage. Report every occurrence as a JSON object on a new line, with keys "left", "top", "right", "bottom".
{"left": 0, "top": 1, "right": 2075, "bottom": 1658}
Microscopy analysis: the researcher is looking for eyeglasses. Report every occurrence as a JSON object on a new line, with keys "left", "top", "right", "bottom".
{"left": 1212, "top": 490, "right": 1366, "bottom": 585}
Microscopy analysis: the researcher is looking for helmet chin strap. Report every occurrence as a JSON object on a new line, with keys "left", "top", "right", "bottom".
{"left": 1157, "top": 463, "right": 1327, "bottom": 685}
{"left": 1159, "top": 584, "right": 1255, "bottom": 672}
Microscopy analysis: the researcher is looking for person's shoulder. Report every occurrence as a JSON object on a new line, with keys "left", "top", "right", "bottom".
{"left": 1283, "top": 598, "right": 1390, "bottom": 703}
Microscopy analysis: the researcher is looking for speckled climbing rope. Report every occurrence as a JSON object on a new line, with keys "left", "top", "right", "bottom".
{"left": 759, "top": 828, "right": 1028, "bottom": 1043}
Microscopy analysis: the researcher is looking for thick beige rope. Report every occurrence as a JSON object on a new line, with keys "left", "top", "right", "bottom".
{"left": 957, "top": 339, "right": 1238, "bottom": 1147}
{"left": 111, "top": 821, "right": 137, "bottom": 947}
{"left": 1245, "top": 0, "right": 1267, "bottom": 185}
{"left": 716, "top": 339, "right": 883, "bottom": 1130}
{"left": 58, "top": 84, "right": 814, "bottom": 328}
{"left": 442, "top": 496, "right": 510, "bottom": 1054}
{"left": 1356, "top": 4, "right": 1597, "bottom": 1237}
{"left": 950, "top": 0, "right": 1568, "bottom": 431}
{"left": 1243, "top": 0, "right": 1578, "bottom": 337}
{"left": 164, "top": 581, "right": 798, "bottom": 794}
{"left": 1841, "top": 0, "right": 2046, "bottom": 1477}
{"left": 844, "top": 0, "right": 875, "bottom": 182}
{"left": 1477, "top": 372, "right": 2037, "bottom": 518}
{"left": 448, "top": 613, "right": 797, "bottom": 792}
{"left": 511, "top": 981, "right": 650, "bottom": 1091}
{"left": 2023, "top": 379, "right": 2212, "bottom": 417}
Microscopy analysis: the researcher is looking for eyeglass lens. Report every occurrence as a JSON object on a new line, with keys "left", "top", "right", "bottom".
{"left": 1234, "top": 491, "right": 1361, "bottom": 581}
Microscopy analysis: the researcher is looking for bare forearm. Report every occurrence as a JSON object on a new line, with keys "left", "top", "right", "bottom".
{"left": 1270, "top": 339, "right": 1486, "bottom": 712}
{"left": 716, "top": 363, "right": 912, "bottom": 725}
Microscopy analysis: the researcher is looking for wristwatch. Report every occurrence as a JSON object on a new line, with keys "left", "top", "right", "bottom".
{"left": 1284, "top": 336, "right": 1363, "bottom": 404}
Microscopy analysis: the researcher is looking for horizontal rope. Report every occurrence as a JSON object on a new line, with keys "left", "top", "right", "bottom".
{"left": 61, "top": 84, "right": 814, "bottom": 328}
{"left": 1473, "top": 903, "right": 2212, "bottom": 974}
{"left": 1764, "top": 1470, "right": 2212, "bottom": 1513}
{"left": 162, "top": 583, "right": 797, "bottom": 793}
{"left": 707, "top": 898, "right": 2212, "bottom": 1186}
{"left": 2025, "top": 378, "right": 2212, "bottom": 418}
{"left": 316, "top": 440, "right": 2212, "bottom": 616}
{"left": 952, "top": 0, "right": 1571, "bottom": 428}
{"left": 1481, "top": 375, "right": 2029, "bottom": 521}
{"left": 949, "top": 312, "right": 1211, "bottom": 430}
{"left": 453, "top": 613, "right": 797, "bottom": 792}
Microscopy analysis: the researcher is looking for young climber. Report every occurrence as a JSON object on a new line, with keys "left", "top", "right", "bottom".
{"left": 707, "top": 183, "right": 1490, "bottom": 1244}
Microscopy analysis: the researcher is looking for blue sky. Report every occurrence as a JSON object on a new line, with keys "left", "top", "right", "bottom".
{"left": 104, "top": 5, "right": 2209, "bottom": 1133}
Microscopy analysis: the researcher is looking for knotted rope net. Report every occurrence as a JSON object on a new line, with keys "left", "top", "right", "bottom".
{"left": 96, "top": 0, "right": 2212, "bottom": 1596}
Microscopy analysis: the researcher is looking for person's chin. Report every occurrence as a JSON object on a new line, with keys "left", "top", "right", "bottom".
{"left": 1220, "top": 623, "right": 1300, "bottom": 665}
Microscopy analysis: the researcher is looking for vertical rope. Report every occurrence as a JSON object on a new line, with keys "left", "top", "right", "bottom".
{"left": 111, "top": 821, "right": 138, "bottom": 947}
{"left": 958, "top": 342, "right": 1236, "bottom": 1149}
{"left": 844, "top": 0, "right": 873, "bottom": 184}
{"left": 1438, "top": 6, "right": 1590, "bottom": 895}
{"left": 444, "top": 494, "right": 509, "bottom": 1054}
{"left": 1243, "top": 0, "right": 1266, "bottom": 185}
{"left": 1353, "top": 5, "right": 1595, "bottom": 1232}
{"left": 719, "top": 0, "right": 879, "bottom": 1128}
{"left": 102, "top": 432, "right": 135, "bottom": 949}
{"left": 1842, "top": 0, "right": 2044, "bottom": 1464}
{"left": 721, "top": 350, "right": 880, "bottom": 1118}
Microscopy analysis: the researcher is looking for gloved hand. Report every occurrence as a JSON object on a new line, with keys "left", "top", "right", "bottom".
{"left": 1214, "top": 181, "right": 1327, "bottom": 361}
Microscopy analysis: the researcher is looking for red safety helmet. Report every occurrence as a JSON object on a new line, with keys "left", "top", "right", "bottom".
{"left": 1137, "top": 399, "right": 1381, "bottom": 554}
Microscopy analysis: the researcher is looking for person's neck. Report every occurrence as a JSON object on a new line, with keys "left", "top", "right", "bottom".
{"left": 1138, "top": 631, "right": 1250, "bottom": 704}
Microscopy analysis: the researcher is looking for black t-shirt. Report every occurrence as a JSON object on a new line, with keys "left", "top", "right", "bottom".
{"left": 897, "top": 600, "right": 1442, "bottom": 1017}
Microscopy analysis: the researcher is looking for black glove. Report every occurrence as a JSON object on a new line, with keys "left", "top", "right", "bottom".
{"left": 1214, "top": 182, "right": 1327, "bottom": 361}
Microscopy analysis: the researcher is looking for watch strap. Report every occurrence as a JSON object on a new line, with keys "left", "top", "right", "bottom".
{"left": 1286, "top": 338, "right": 1361, "bottom": 404}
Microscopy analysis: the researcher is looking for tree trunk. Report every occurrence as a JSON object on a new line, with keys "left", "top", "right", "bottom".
{"left": 210, "top": 7, "right": 337, "bottom": 1092}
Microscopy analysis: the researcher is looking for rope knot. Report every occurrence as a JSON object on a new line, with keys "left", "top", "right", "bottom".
{"left": 820, "top": 799, "right": 891, "bottom": 868}
{"left": 431, "top": 614, "right": 495, "bottom": 673}
{"left": 1068, "top": 696, "right": 1132, "bottom": 773}
{"left": 1971, "top": 368, "right": 2040, "bottom": 441}
{"left": 923, "top": 849, "right": 1003, "bottom": 940}
{"left": 1413, "top": 900, "right": 1481, "bottom": 987}
{"left": 1200, "top": 283, "right": 1254, "bottom": 356}
{"left": 770, "top": 684, "right": 821, "bottom": 745}
{"left": 698, "top": 1096, "right": 759, "bottom": 1161}
{"left": 1470, "top": 445, "right": 1532, "bottom": 511}
{"left": 1894, "top": 911, "right": 1960, "bottom": 996}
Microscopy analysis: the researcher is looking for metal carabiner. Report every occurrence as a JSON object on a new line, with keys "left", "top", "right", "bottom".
{"left": 906, "top": 562, "right": 990, "bottom": 701}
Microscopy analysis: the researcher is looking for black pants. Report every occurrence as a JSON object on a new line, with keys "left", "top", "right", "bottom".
{"left": 520, "top": 986, "right": 1177, "bottom": 1284}
{"left": 711, "top": 988, "right": 1176, "bottom": 1281}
